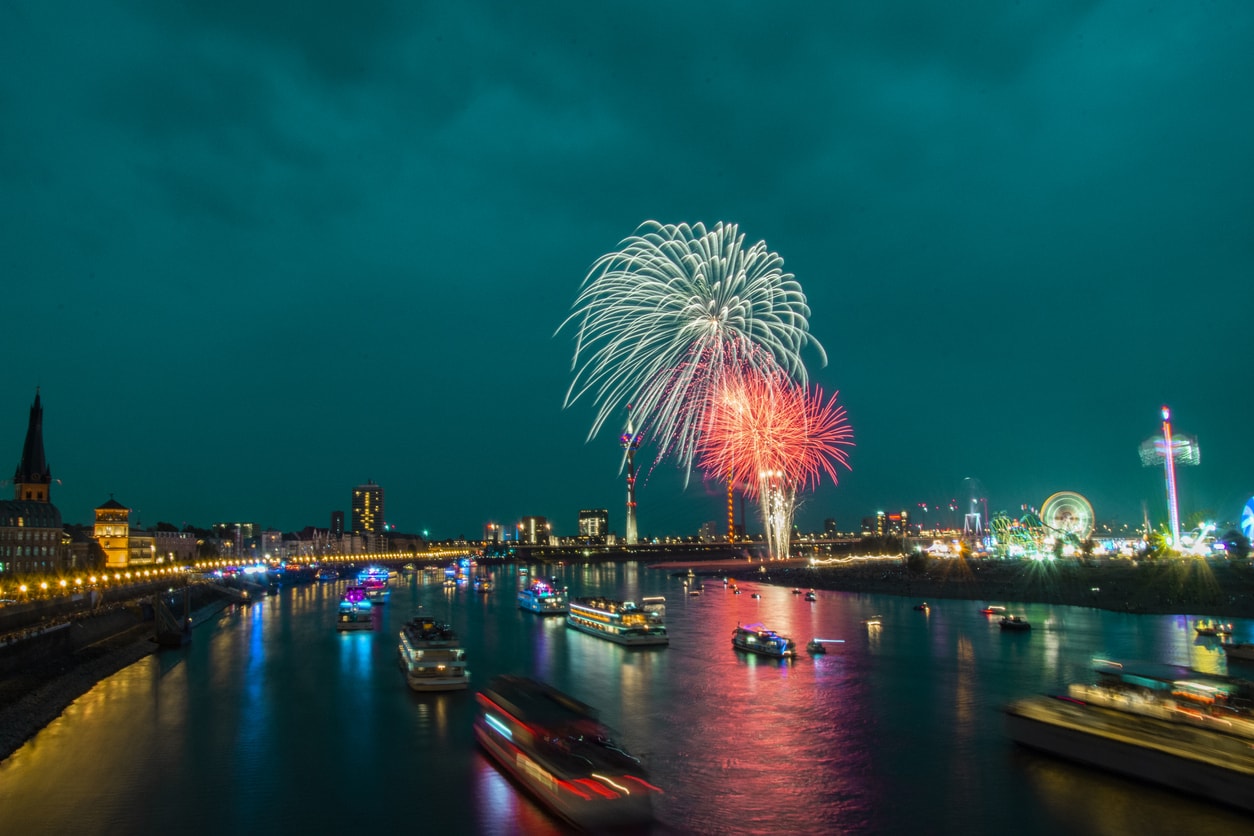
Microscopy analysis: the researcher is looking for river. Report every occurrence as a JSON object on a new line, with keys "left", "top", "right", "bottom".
{"left": 0, "top": 561, "right": 1250, "bottom": 835}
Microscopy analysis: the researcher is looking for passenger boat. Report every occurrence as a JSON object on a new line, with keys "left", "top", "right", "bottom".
{"left": 566, "top": 597, "right": 668, "bottom": 646}
{"left": 1004, "top": 660, "right": 1254, "bottom": 813}
{"left": 1000, "top": 614, "right": 1032, "bottom": 631}
{"left": 731, "top": 623, "right": 796, "bottom": 658}
{"left": 1196, "top": 621, "right": 1234, "bottom": 637}
{"left": 397, "top": 615, "right": 469, "bottom": 691}
{"left": 474, "top": 675, "right": 662, "bottom": 830}
{"left": 473, "top": 576, "right": 493, "bottom": 594}
{"left": 336, "top": 586, "right": 374, "bottom": 631}
{"left": 1223, "top": 642, "right": 1254, "bottom": 662}
{"left": 518, "top": 579, "right": 568, "bottom": 614}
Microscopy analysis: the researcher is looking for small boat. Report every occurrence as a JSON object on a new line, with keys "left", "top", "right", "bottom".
{"left": 1195, "top": 621, "right": 1233, "bottom": 637}
{"left": 732, "top": 586, "right": 742, "bottom": 595}
{"left": 473, "top": 576, "right": 493, "bottom": 594}
{"left": 518, "top": 579, "right": 567, "bottom": 614}
{"left": 913, "top": 602, "right": 930, "bottom": 612}
{"left": 980, "top": 605, "right": 1007, "bottom": 616}
{"left": 806, "top": 639, "right": 831, "bottom": 654}
{"left": 315, "top": 566, "right": 339, "bottom": 582}
{"left": 336, "top": 586, "right": 374, "bottom": 631}
{"left": 791, "top": 588, "right": 802, "bottom": 595}
{"left": 1000, "top": 614, "right": 1031, "bottom": 631}
{"left": 732, "top": 623, "right": 796, "bottom": 658}
{"left": 864, "top": 614, "right": 883, "bottom": 627}
{"left": 750, "top": 592, "right": 761, "bottom": 599}
{"left": 804, "top": 590, "right": 816, "bottom": 602}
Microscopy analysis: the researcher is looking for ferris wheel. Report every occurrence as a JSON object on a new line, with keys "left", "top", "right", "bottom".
{"left": 1242, "top": 497, "right": 1254, "bottom": 542}
{"left": 1040, "top": 491, "right": 1095, "bottom": 540}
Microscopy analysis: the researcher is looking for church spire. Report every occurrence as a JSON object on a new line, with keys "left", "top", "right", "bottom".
{"left": 14, "top": 388, "right": 52, "bottom": 502}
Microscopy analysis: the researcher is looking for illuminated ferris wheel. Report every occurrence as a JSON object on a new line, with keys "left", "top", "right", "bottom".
{"left": 1040, "top": 491, "right": 1095, "bottom": 540}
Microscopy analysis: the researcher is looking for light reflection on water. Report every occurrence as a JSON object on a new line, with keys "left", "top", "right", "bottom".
{"left": 0, "top": 562, "right": 1252, "bottom": 835}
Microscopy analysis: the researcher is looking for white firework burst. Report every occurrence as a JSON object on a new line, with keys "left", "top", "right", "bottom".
{"left": 559, "top": 220, "right": 826, "bottom": 476}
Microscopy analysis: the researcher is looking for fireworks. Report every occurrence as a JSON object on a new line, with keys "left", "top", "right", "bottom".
{"left": 559, "top": 220, "right": 825, "bottom": 475}
{"left": 697, "top": 371, "right": 852, "bottom": 558}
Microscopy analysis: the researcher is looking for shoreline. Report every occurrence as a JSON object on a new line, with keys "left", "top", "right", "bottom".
{"left": 651, "top": 556, "right": 1254, "bottom": 620}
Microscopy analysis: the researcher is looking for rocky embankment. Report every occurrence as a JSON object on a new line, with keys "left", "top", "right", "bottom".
{"left": 0, "top": 584, "right": 240, "bottom": 762}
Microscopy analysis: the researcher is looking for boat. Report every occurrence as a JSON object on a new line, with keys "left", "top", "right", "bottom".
{"left": 732, "top": 586, "right": 742, "bottom": 595}
{"left": 315, "top": 566, "right": 338, "bottom": 582}
{"left": 1195, "top": 621, "right": 1234, "bottom": 637}
{"left": 473, "top": 576, "right": 494, "bottom": 594}
{"left": 806, "top": 639, "right": 827, "bottom": 654}
{"left": 1000, "top": 614, "right": 1032, "bottom": 631}
{"left": 397, "top": 615, "right": 469, "bottom": 691}
{"left": 804, "top": 590, "right": 816, "bottom": 602}
{"left": 913, "top": 602, "right": 930, "bottom": 612}
{"left": 1223, "top": 642, "right": 1254, "bottom": 662}
{"left": 864, "top": 614, "right": 883, "bottom": 627}
{"left": 153, "top": 589, "right": 192, "bottom": 648}
{"left": 518, "top": 579, "right": 568, "bottom": 614}
{"left": 750, "top": 592, "right": 761, "bottom": 599}
{"left": 566, "top": 597, "right": 669, "bottom": 646}
{"left": 980, "top": 605, "right": 1007, "bottom": 616}
{"left": 474, "top": 675, "right": 662, "bottom": 830}
{"left": 336, "top": 586, "right": 374, "bottom": 631}
{"left": 731, "top": 623, "right": 796, "bottom": 658}
{"left": 1004, "top": 660, "right": 1254, "bottom": 814}
{"left": 791, "top": 588, "right": 802, "bottom": 595}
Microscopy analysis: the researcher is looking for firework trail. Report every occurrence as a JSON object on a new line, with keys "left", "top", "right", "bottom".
{"left": 559, "top": 220, "right": 825, "bottom": 476}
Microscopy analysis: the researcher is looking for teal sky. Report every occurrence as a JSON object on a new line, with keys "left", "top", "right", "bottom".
{"left": 3, "top": 2, "right": 1252, "bottom": 539}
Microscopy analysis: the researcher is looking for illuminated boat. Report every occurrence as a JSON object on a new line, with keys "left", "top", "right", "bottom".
{"left": 473, "top": 576, "right": 494, "bottom": 594}
{"left": 1000, "top": 615, "right": 1032, "bottom": 631}
{"left": 980, "top": 605, "right": 1007, "bottom": 616}
{"left": 731, "top": 623, "right": 796, "bottom": 658}
{"left": 804, "top": 590, "right": 816, "bottom": 602}
{"left": 565, "top": 597, "right": 668, "bottom": 646}
{"left": 518, "top": 579, "right": 568, "bottom": 614}
{"left": 397, "top": 615, "right": 468, "bottom": 691}
{"left": 336, "top": 586, "right": 374, "bottom": 631}
{"left": 474, "top": 674, "right": 662, "bottom": 830}
{"left": 1004, "top": 660, "right": 1254, "bottom": 814}
{"left": 315, "top": 566, "right": 338, "bottom": 582}
{"left": 1196, "top": 621, "right": 1234, "bottom": 637}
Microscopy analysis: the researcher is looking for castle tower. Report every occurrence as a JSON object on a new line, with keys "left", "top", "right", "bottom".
{"left": 94, "top": 497, "right": 131, "bottom": 570}
{"left": 14, "top": 388, "right": 52, "bottom": 502}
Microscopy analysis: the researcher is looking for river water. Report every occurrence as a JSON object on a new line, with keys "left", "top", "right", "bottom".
{"left": 0, "top": 562, "right": 1250, "bottom": 835}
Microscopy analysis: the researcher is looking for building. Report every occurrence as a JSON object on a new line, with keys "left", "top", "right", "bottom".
{"left": 1, "top": 390, "right": 67, "bottom": 575}
{"left": 577, "top": 509, "right": 608, "bottom": 544}
{"left": 519, "top": 516, "right": 551, "bottom": 545}
{"left": 351, "top": 481, "right": 384, "bottom": 534}
{"left": 94, "top": 499, "right": 198, "bottom": 569}
{"left": 330, "top": 510, "right": 344, "bottom": 537}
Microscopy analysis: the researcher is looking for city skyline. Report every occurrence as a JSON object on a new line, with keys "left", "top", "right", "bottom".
{"left": 3, "top": 4, "right": 1252, "bottom": 538}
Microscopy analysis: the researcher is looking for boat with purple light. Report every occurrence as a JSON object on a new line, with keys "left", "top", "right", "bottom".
{"left": 336, "top": 586, "right": 374, "bottom": 631}
{"left": 518, "top": 579, "right": 567, "bottom": 614}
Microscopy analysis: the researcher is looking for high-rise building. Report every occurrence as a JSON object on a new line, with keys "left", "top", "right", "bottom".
{"left": 1, "top": 390, "right": 66, "bottom": 575}
{"left": 578, "top": 509, "right": 608, "bottom": 544}
{"left": 330, "top": 511, "right": 344, "bottom": 537}
{"left": 519, "top": 516, "right": 550, "bottom": 545}
{"left": 352, "top": 481, "right": 384, "bottom": 534}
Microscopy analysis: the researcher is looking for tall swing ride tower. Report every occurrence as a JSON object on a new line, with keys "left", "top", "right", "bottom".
{"left": 1138, "top": 405, "right": 1199, "bottom": 546}
{"left": 620, "top": 405, "right": 640, "bottom": 545}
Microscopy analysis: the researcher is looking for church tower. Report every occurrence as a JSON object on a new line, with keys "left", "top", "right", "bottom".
{"left": 14, "top": 388, "right": 52, "bottom": 503}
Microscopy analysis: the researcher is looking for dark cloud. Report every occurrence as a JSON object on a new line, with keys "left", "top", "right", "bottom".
{"left": 1, "top": 2, "right": 1252, "bottom": 538}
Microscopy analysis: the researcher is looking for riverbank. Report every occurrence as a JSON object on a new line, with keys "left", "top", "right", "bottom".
{"left": 0, "top": 588, "right": 238, "bottom": 763}
{"left": 652, "top": 556, "right": 1254, "bottom": 620}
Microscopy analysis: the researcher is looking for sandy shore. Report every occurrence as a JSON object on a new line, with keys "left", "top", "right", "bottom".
{"left": 651, "top": 556, "right": 1254, "bottom": 620}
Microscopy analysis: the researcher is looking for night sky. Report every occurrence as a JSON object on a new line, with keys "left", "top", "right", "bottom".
{"left": 3, "top": 3, "right": 1252, "bottom": 539}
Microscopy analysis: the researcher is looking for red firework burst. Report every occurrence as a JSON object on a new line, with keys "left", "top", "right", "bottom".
{"left": 698, "top": 371, "right": 853, "bottom": 497}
